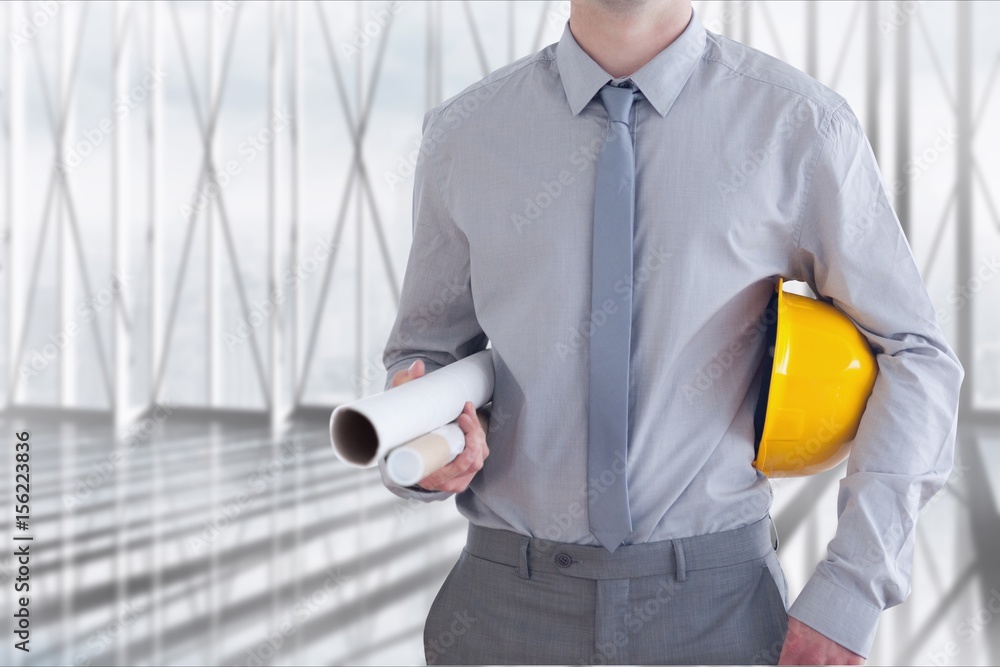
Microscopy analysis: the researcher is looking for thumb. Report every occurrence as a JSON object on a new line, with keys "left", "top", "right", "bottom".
{"left": 392, "top": 358, "right": 425, "bottom": 387}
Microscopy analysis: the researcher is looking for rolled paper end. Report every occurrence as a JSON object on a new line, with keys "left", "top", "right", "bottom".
{"left": 385, "top": 447, "right": 425, "bottom": 486}
{"left": 385, "top": 432, "right": 454, "bottom": 486}
{"left": 331, "top": 406, "right": 380, "bottom": 467}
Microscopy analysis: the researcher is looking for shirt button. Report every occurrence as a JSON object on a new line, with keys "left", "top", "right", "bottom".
{"left": 555, "top": 553, "right": 573, "bottom": 568}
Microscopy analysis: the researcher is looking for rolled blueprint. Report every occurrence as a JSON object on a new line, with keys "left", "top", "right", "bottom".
{"left": 330, "top": 349, "right": 494, "bottom": 468}
{"left": 385, "top": 408, "right": 491, "bottom": 486}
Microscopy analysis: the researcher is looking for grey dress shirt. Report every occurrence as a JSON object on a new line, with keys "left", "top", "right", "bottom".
{"left": 377, "top": 9, "right": 964, "bottom": 659}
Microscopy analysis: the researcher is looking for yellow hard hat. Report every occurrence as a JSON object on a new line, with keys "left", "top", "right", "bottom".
{"left": 752, "top": 278, "right": 878, "bottom": 477}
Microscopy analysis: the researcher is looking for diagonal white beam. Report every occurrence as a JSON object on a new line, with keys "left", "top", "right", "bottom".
{"left": 531, "top": 0, "right": 553, "bottom": 54}
{"left": 915, "top": 9, "right": 956, "bottom": 112}
{"left": 8, "top": 3, "right": 114, "bottom": 405}
{"left": 757, "top": 1, "right": 786, "bottom": 61}
{"left": 827, "top": 0, "right": 862, "bottom": 92}
{"left": 920, "top": 187, "right": 956, "bottom": 281}
{"left": 973, "top": 52, "right": 1000, "bottom": 135}
{"left": 462, "top": 0, "right": 491, "bottom": 78}
{"left": 973, "top": 161, "right": 1000, "bottom": 234}
{"left": 295, "top": 0, "right": 401, "bottom": 401}
{"left": 295, "top": 168, "right": 358, "bottom": 404}
{"left": 154, "top": 1, "right": 271, "bottom": 409}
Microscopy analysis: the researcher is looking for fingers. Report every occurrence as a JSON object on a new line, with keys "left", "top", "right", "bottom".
{"left": 418, "top": 401, "right": 489, "bottom": 493}
{"left": 390, "top": 358, "right": 425, "bottom": 388}
{"left": 387, "top": 363, "right": 487, "bottom": 494}
{"left": 458, "top": 402, "right": 489, "bottom": 461}
{"left": 419, "top": 437, "right": 481, "bottom": 491}
{"left": 456, "top": 401, "right": 477, "bottom": 434}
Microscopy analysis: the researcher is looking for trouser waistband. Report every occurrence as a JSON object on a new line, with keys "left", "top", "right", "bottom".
{"left": 464, "top": 515, "right": 775, "bottom": 581}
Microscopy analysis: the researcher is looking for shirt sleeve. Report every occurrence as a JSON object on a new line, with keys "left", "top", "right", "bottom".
{"left": 785, "top": 100, "right": 965, "bottom": 658}
{"left": 378, "top": 107, "right": 490, "bottom": 503}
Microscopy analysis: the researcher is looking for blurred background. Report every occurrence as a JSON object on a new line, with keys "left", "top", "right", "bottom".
{"left": 0, "top": 0, "right": 998, "bottom": 665}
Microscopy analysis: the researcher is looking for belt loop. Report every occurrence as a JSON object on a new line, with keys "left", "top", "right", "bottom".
{"left": 516, "top": 536, "right": 531, "bottom": 580}
{"left": 672, "top": 539, "right": 687, "bottom": 582}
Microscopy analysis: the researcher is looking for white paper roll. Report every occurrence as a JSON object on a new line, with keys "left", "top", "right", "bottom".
{"left": 384, "top": 422, "right": 465, "bottom": 486}
{"left": 330, "top": 349, "right": 494, "bottom": 467}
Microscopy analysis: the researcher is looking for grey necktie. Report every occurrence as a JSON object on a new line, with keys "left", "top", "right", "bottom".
{"left": 588, "top": 81, "right": 639, "bottom": 552}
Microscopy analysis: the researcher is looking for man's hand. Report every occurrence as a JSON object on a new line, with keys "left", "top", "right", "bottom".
{"left": 389, "top": 359, "right": 490, "bottom": 493}
{"left": 778, "top": 616, "right": 865, "bottom": 665}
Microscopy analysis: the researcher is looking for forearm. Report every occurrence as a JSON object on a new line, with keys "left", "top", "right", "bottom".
{"left": 787, "top": 99, "right": 965, "bottom": 658}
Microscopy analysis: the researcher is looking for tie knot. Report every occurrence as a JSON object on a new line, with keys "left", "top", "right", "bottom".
{"left": 598, "top": 82, "right": 637, "bottom": 124}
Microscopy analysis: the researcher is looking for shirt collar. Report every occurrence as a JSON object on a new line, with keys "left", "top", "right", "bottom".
{"left": 555, "top": 8, "right": 707, "bottom": 117}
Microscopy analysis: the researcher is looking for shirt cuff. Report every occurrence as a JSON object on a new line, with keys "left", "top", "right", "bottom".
{"left": 787, "top": 572, "right": 882, "bottom": 659}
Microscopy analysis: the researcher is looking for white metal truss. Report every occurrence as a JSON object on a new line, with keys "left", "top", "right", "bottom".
{"left": 0, "top": 4, "right": 998, "bottom": 666}
{"left": 0, "top": 2, "right": 996, "bottom": 420}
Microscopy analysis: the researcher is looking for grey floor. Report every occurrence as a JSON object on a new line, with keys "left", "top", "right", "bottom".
{"left": 0, "top": 414, "right": 996, "bottom": 666}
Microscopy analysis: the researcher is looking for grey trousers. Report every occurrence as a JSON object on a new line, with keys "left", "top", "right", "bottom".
{"left": 423, "top": 515, "right": 789, "bottom": 665}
